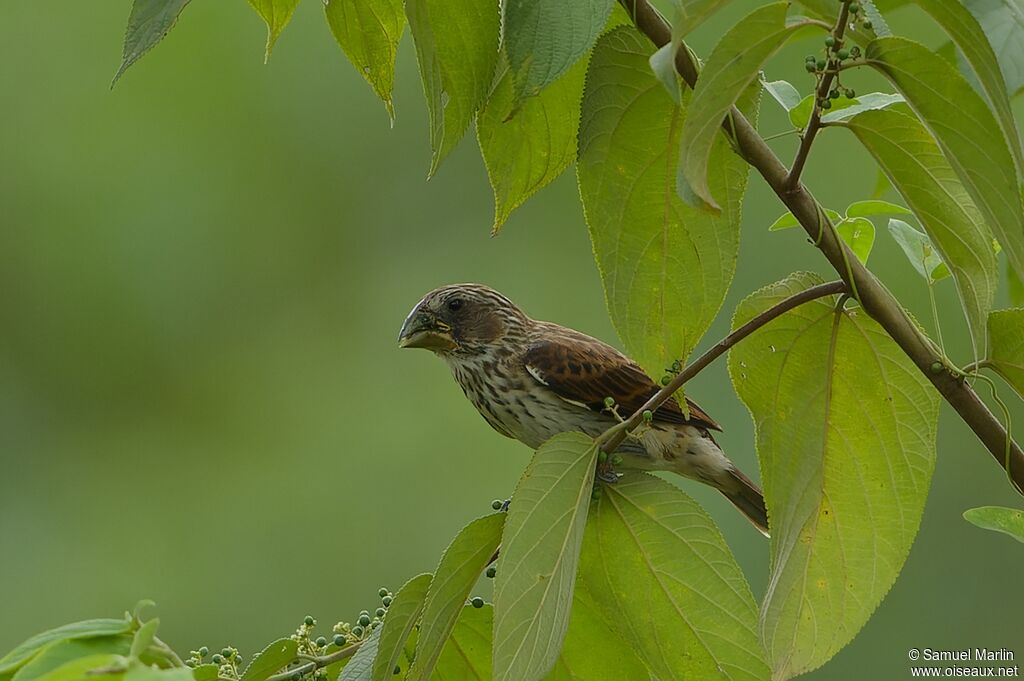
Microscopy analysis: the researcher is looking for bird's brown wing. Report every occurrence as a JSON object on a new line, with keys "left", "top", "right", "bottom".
{"left": 521, "top": 331, "right": 721, "bottom": 431}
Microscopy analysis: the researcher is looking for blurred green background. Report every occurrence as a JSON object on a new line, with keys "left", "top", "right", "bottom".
{"left": 1, "top": 2, "right": 1021, "bottom": 678}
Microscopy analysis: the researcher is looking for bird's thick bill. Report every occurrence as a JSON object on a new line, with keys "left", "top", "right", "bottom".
{"left": 397, "top": 310, "right": 457, "bottom": 351}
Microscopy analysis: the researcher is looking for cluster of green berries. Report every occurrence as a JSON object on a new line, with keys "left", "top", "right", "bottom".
{"left": 660, "top": 359, "right": 684, "bottom": 386}
{"left": 186, "top": 646, "right": 242, "bottom": 676}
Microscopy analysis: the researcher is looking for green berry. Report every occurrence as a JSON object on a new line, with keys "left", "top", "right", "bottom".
{"left": 821, "top": 99, "right": 833, "bottom": 109}
{"left": 862, "top": 19, "right": 872, "bottom": 29}
{"left": 837, "top": 48, "right": 850, "bottom": 60}
{"left": 591, "top": 487, "right": 602, "bottom": 501}
{"left": 816, "top": 58, "right": 827, "bottom": 70}
{"left": 316, "top": 636, "right": 328, "bottom": 648}
{"left": 603, "top": 396, "right": 614, "bottom": 408}
{"left": 805, "top": 54, "right": 817, "bottom": 62}
{"left": 352, "top": 625, "right": 364, "bottom": 637}
{"left": 334, "top": 634, "right": 346, "bottom": 646}
{"left": 597, "top": 450, "right": 608, "bottom": 464}
{"left": 845, "top": 88, "right": 856, "bottom": 98}
{"left": 850, "top": 46, "right": 861, "bottom": 57}
{"left": 805, "top": 61, "right": 818, "bottom": 73}
{"left": 491, "top": 499, "right": 503, "bottom": 510}
{"left": 199, "top": 647, "right": 209, "bottom": 658}
{"left": 358, "top": 614, "right": 372, "bottom": 627}
{"left": 382, "top": 595, "right": 393, "bottom": 606}
{"left": 930, "top": 361, "right": 943, "bottom": 374}
{"left": 393, "top": 667, "right": 401, "bottom": 676}
{"left": 304, "top": 615, "right": 315, "bottom": 627}
{"left": 470, "top": 597, "right": 485, "bottom": 609}
{"left": 186, "top": 661, "right": 196, "bottom": 668}
{"left": 212, "top": 655, "right": 224, "bottom": 665}
{"left": 660, "top": 375, "right": 671, "bottom": 386}
{"left": 829, "top": 89, "right": 841, "bottom": 99}
{"left": 486, "top": 566, "right": 497, "bottom": 578}
{"left": 375, "top": 608, "right": 386, "bottom": 618}
{"left": 849, "top": 1, "right": 860, "bottom": 11}
{"left": 642, "top": 409, "right": 653, "bottom": 422}
{"left": 824, "top": 35, "right": 835, "bottom": 47}
{"left": 378, "top": 588, "right": 389, "bottom": 598}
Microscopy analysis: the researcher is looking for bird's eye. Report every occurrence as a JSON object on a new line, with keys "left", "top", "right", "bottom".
{"left": 447, "top": 298, "right": 464, "bottom": 312}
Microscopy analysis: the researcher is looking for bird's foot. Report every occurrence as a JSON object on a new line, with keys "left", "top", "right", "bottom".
{"left": 596, "top": 462, "right": 621, "bottom": 484}
{"left": 499, "top": 498, "right": 511, "bottom": 513}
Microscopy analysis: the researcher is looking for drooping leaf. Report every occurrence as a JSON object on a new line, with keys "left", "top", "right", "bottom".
{"left": 729, "top": 271, "right": 939, "bottom": 680}
{"left": 492, "top": 433, "right": 598, "bottom": 681}
{"left": 190, "top": 666, "right": 218, "bottom": 681}
{"left": 769, "top": 209, "right": 841, "bottom": 231}
{"left": 406, "top": 0, "right": 499, "bottom": 175}
{"left": 1009, "top": 263, "right": 1024, "bottom": 306}
{"left": 818, "top": 92, "right": 904, "bottom": 123}
{"left": 578, "top": 473, "right": 769, "bottom": 681}
{"left": 578, "top": 26, "right": 756, "bottom": 379}
{"left": 547, "top": 586, "right": 648, "bottom": 681}
{"left": 127, "top": 622, "right": 157, "bottom": 662}
{"left": 965, "top": 0, "right": 1024, "bottom": 96}
{"left": 987, "top": 308, "right": 1024, "bottom": 397}
{"left": 371, "top": 573, "right": 431, "bottom": 681}
{"left": 503, "top": 0, "right": 613, "bottom": 108}
{"left": 835, "top": 217, "right": 875, "bottom": 264}
{"left": 762, "top": 79, "right": 802, "bottom": 112}
{"left": 841, "top": 109, "right": 996, "bottom": 357}
{"left": 844, "top": 199, "right": 910, "bottom": 218}
{"left": 477, "top": 56, "right": 587, "bottom": 233}
{"left": 337, "top": 628, "right": 380, "bottom": 681}
{"left": 963, "top": 506, "right": 1024, "bottom": 543}
{"left": 21, "top": 656, "right": 126, "bottom": 681}
{"left": 13, "top": 639, "right": 130, "bottom": 681}
{"left": 122, "top": 665, "right": 191, "bottom": 681}
{"left": 0, "top": 621, "right": 132, "bottom": 676}
{"left": 406, "top": 514, "right": 503, "bottom": 681}
{"left": 865, "top": 37, "right": 1024, "bottom": 280}
{"left": 678, "top": 2, "right": 818, "bottom": 209}
{"left": 114, "top": 0, "right": 192, "bottom": 84}
{"left": 239, "top": 640, "right": 298, "bottom": 681}
{"left": 888, "top": 219, "right": 952, "bottom": 282}
{"left": 246, "top": 0, "right": 300, "bottom": 61}
{"left": 911, "top": 0, "right": 1024, "bottom": 178}
{"left": 324, "top": 0, "right": 405, "bottom": 119}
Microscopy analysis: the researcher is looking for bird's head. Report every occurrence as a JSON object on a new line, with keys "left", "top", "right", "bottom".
{"left": 398, "top": 284, "right": 529, "bottom": 355}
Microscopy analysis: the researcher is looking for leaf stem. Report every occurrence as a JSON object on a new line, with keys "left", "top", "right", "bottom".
{"left": 264, "top": 644, "right": 362, "bottom": 681}
{"left": 600, "top": 280, "right": 847, "bottom": 454}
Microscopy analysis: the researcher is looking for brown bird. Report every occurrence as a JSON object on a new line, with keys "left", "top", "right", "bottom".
{"left": 398, "top": 283, "right": 768, "bottom": 535}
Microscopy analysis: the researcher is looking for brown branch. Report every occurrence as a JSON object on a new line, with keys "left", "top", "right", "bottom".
{"left": 265, "top": 643, "right": 362, "bottom": 681}
{"left": 616, "top": 0, "right": 1024, "bottom": 490}
{"left": 601, "top": 281, "right": 848, "bottom": 453}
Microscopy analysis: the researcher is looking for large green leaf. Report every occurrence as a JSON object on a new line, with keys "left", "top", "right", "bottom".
{"left": 22, "top": 656, "right": 126, "bottom": 681}
{"left": 406, "top": 0, "right": 499, "bottom": 175}
{"left": 578, "top": 27, "right": 754, "bottom": 379}
{"left": 1, "top": 621, "right": 132, "bottom": 676}
{"left": 122, "top": 666, "right": 191, "bottom": 681}
{"left": 477, "top": 56, "right": 587, "bottom": 233}
{"left": 547, "top": 586, "right": 648, "bottom": 681}
{"left": 502, "top": 0, "right": 613, "bottom": 108}
{"left": 678, "top": 2, "right": 817, "bottom": 210}
{"left": 406, "top": 514, "right": 503, "bottom": 681}
{"left": 578, "top": 473, "right": 768, "bottom": 681}
{"left": 988, "top": 308, "right": 1024, "bottom": 397}
{"left": 966, "top": 0, "right": 1024, "bottom": 96}
{"left": 324, "top": 0, "right": 405, "bottom": 119}
{"left": 865, "top": 37, "right": 1024, "bottom": 279}
{"left": 338, "top": 628, "right": 380, "bottom": 681}
{"left": 839, "top": 108, "right": 997, "bottom": 357}
{"left": 239, "top": 640, "right": 297, "bottom": 681}
{"left": 371, "top": 573, "right": 432, "bottom": 681}
{"left": 888, "top": 219, "right": 952, "bottom": 282}
{"left": 13, "top": 639, "right": 130, "bottom": 681}
{"left": 246, "top": 0, "right": 300, "bottom": 60}
{"left": 729, "top": 272, "right": 939, "bottom": 680}
{"left": 963, "top": 506, "right": 1024, "bottom": 543}
{"left": 113, "top": 0, "right": 191, "bottom": 84}
{"left": 432, "top": 606, "right": 491, "bottom": 679}
{"left": 492, "top": 433, "right": 598, "bottom": 681}
{"left": 911, "top": 0, "right": 1024, "bottom": 178}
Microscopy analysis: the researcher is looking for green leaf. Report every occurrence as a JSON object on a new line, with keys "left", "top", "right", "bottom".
{"left": 963, "top": 506, "right": 1024, "bottom": 543}
{"left": 762, "top": 79, "right": 802, "bottom": 111}
{"left": 371, "top": 573, "right": 431, "bottom": 681}
{"left": 578, "top": 27, "right": 757, "bottom": 379}
{"left": 246, "top": 0, "right": 300, "bottom": 61}
{"left": 578, "top": 473, "right": 769, "bottom": 681}
{"left": 865, "top": 37, "right": 1024, "bottom": 280}
{"left": 13, "top": 639, "right": 131, "bottom": 681}
{"left": 965, "top": 0, "right": 1024, "bottom": 96}
{"left": 406, "top": 0, "right": 499, "bottom": 175}
{"left": 988, "top": 308, "right": 1024, "bottom": 397}
{"left": 239, "top": 640, "right": 297, "bottom": 681}
{"left": 112, "top": 0, "right": 191, "bottom": 84}
{"left": 835, "top": 217, "right": 875, "bottom": 264}
{"left": 406, "top": 514, "right": 504, "bottom": 681}
{"left": 888, "top": 219, "right": 952, "bottom": 282}
{"left": 845, "top": 199, "right": 911, "bottom": 218}
{"left": 818, "top": 92, "right": 904, "bottom": 123}
{"left": 189, "top": 666, "right": 218, "bottom": 681}
{"left": 678, "top": 2, "right": 817, "bottom": 209}
{"left": 840, "top": 109, "right": 997, "bottom": 357}
{"left": 503, "top": 0, "right": 613, "bottom": 107}
{"left": 324, "top": 0, "right": 405, "bottom": 119}
{"left": 477, "top": 56, "right": 587, "bottom": 233}
{"left": 1009, "top": 263, "right": 1024, "bottom": 306}
{"left": 128, "top": 622, "right": 158, "bottom": 661}
{"left": 769, "top": 208, "right": 841, "bottom": 232}
{"left": 432, "top": 606, "right": 491, "bottom": 678}
{"left": 122, "top": 665, "right": 191, "bottom": 681}
{"left": 911, "top": 0, "right": 1024, "bottom": 179}
{"left": 24, "top": 656, "right": 126, "bottom": 681}
{"left": 787, "top": 95, "right": 816, "bottom": 129}
{"left": 547, "top": 586, "right": 648, "bottom": 681}
{"left": 796, "top": 0, "right": 886, "bottom": 45}
{"left": 337, "top": 628, "right": 380, "bottom": 681}
{"left": 1, "top": 621, "right": 132, "bottom": 676}
{"left": 492, "top": 433, "right": 598, "bottom": 681}
{"left": 729, "top": 272, "right": 939, "bottom": 679}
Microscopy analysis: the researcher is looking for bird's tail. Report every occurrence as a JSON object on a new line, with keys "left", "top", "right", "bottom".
{"left": 719, "top": 466, "right": 769, "bottom": 537}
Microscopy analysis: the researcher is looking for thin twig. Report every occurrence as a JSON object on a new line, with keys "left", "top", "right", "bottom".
{"left": 616, "top": 0, "right": 1024, "bottom": 490}
{"left": 600, "top": 281, "right": 847, "bottom": 454}
{"left": 265, "top": 644, "right": 362, "bottom": 681}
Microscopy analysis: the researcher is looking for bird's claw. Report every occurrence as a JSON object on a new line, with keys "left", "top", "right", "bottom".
{"left": 499, "top": 499, "right": 511, "bottom": 512}
{"left": 596, "top": 463, "right": 621, "bottom": 484}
